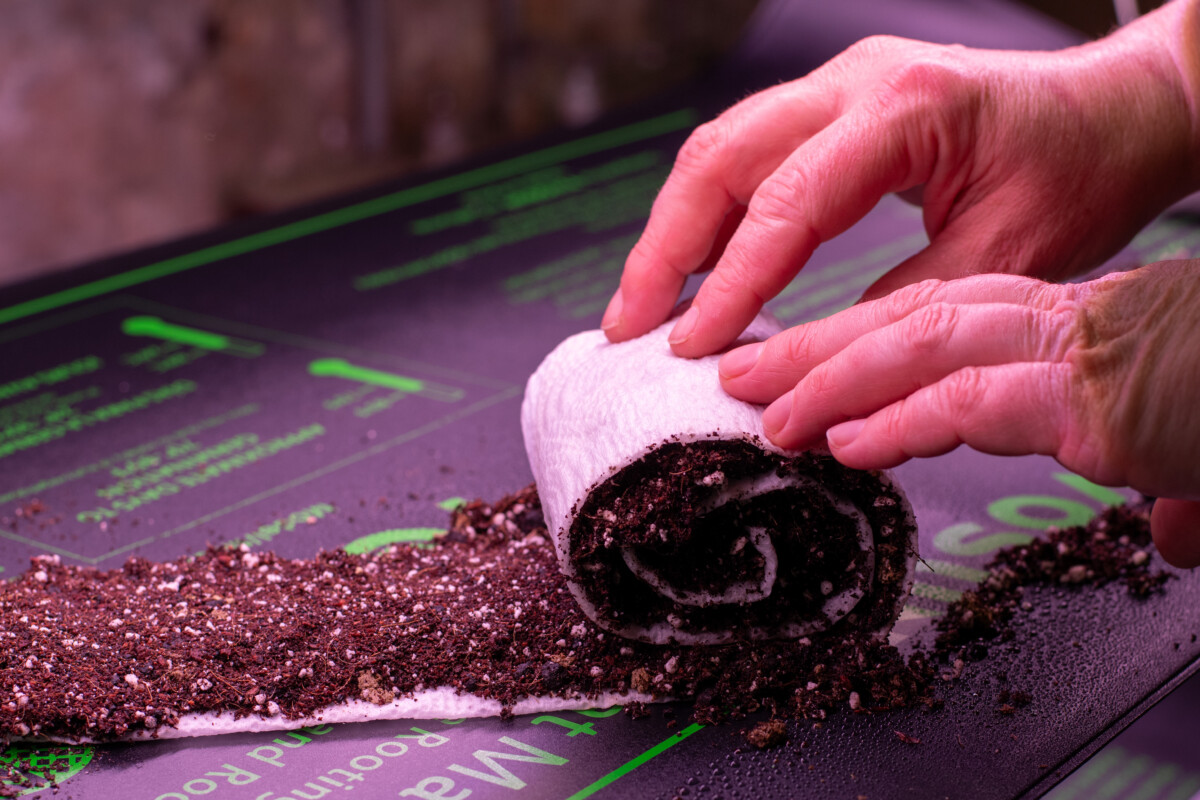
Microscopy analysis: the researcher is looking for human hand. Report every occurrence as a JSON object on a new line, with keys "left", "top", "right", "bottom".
{"left": 602, "top": 2, "right": 1200, "bottom": 358}
{"left": 716, "top": 260, "right": 1200, "bottom": 567}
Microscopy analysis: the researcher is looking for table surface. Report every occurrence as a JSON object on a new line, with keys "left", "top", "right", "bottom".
{"left": 2, "top": 2, "right": 1199, "bottom": 798}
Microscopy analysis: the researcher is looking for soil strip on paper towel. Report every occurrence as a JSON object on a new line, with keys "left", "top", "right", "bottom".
{"left": 0, "top": 484, "right": 1171, "bottom": 794}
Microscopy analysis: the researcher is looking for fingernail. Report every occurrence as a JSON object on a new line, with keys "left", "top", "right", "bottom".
{"left": 827, "top": 418, "right": 867, "bottom": 450}
{"left": 669, "top": 305, "right": 699, "bottom": 345}
{"left": 762, "top": 394, "right": 792, "bottom": 437}
{"left": 719, "top": 343, "right": 763, "bottom": 380}
{"left": 601, "top": 288, "right": 623, "bottom": 332}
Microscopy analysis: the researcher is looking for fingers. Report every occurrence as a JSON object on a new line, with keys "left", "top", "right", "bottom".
{"left": 605, "top": 39, "right": 976, "bottom": 351}
{"left": 1150, "top": 498, "right": 1200, "bottom": 569}
{"left": 817, "top": 362, "right": 1072, "bottom": 470}
{"left": 720, "top": 273, "right": 1065, "bottom": 404}
{"left": 603, "top": 82, "right": 840, "bottom": 343}
{"left": 755, "top": 302, "right": 1076, "bottom": 446}
{"left": 669, "top": 109, "right": 926, "bottom": 357}
{"left": 602, "top": 205, "right": 748, "bottom": 341}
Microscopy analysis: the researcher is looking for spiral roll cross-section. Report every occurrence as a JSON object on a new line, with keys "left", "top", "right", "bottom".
{"left": 522, "top": 313, "right": 918, "bottom": 646}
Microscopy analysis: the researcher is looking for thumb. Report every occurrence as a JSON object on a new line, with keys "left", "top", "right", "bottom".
{"left": 1150, "top": 498, "right": 1200, "bottom": 569}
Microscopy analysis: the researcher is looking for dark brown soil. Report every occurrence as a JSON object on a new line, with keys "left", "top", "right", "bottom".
{"left": 0, "top": 484, "right": 933, "bottom": 745}
{"left": 570, "top": 440, "right": 914, "bottom": 642}
{"left": 0, "top": 487, "right": 1170, "bottom": 750}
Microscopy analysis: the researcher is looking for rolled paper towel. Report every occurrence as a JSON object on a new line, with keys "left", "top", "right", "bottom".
{"left": 521, "top": 313, "right": 918, "bottom": 645}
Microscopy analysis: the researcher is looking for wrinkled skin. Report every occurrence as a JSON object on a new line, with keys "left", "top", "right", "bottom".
{"left": 721, "top": 264, "right": 1200, "bottom": 568}
{"left": 602, "top": 2, "right": 1200, "bottom": 566}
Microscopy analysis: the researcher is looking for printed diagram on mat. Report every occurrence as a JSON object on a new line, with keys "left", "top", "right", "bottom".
{"left": 0, "top": 295, "right": 515, "bottom": 570}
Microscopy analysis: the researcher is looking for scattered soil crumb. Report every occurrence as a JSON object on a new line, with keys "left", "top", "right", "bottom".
{"left": 357, "top": 672, "right": 395, "bottom": 706}
{"left": 746, "top": 719, "right": 788, "bottom": 749}
{"left": 936, "top": 499, "right": 1168, "bottom": 654}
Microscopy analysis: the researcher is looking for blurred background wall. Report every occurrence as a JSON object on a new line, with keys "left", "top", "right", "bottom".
{"left": 0, "top": 0, "right": 1137, "bottom": 288}
{"left": 0, "top": 0, "right": 758, "bottom": 287}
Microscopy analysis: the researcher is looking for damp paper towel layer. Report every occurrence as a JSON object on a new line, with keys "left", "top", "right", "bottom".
{"left": 522, "top": 314, "right": 918, "bottom": 645}
{"left": 21, "top": 691, "right": 653, "bottom": 744}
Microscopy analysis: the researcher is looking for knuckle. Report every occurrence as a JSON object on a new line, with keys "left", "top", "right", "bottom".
{"left": 628, "top": 229, "right": 687, "bottom": 279}
{"left": 1030, "top": 363, "right": 1070, "bottom": 422}
{"left": 801, "top": 364, "right": 842, "bottom": 406}
{"left": 628, "top": 231, "right": 686, "bottom": 281}
{"left": 748, "top": 174, "right": 808, "bottom": 228}
{"left": 878, "top": 396, "right": 912, "bottom": 445}
{"left": 1047, "top": 363, "right": 1112, "bottom": 474}
{"left": 868, "top": 51, "right": 977, "bottom": 145}
{"left": 1014, "top": 274, "right": 1060, "bottom": 307}
{"left": 776, "top": 327, "right": 816, "bottom": 368}
{"left": 708, "top": 254, "right": 768, "bottom": 307}
{"left": 881, "top": 45, "right": 971, "bottom": 99}
{"left": 901, "top": 302, "right": 958, "bottom": 354}
{"left": 886, "top": 59, "right": 957, "bottom": 96}
{"left": 1052, "top": 363, "right": 1091, "bottom": 440}
{"left": 677, "top": 120, "right": 730, "bottom": 172}
{"left": 940, "top": 366, "right": 987, "bottom": 420}
{"left": 1041, "top": 300, "right": 1090, "bottom": 363}
{"left": 888, "top": 277, "right": 947, "bottom": 312}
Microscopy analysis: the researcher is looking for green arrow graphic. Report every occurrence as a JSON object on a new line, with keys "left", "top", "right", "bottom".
{"left": 122, "top": 316, "right": 262, "bottom": 357}
{"left": 308, "top": 358, "right": 463, "bottom": 402}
